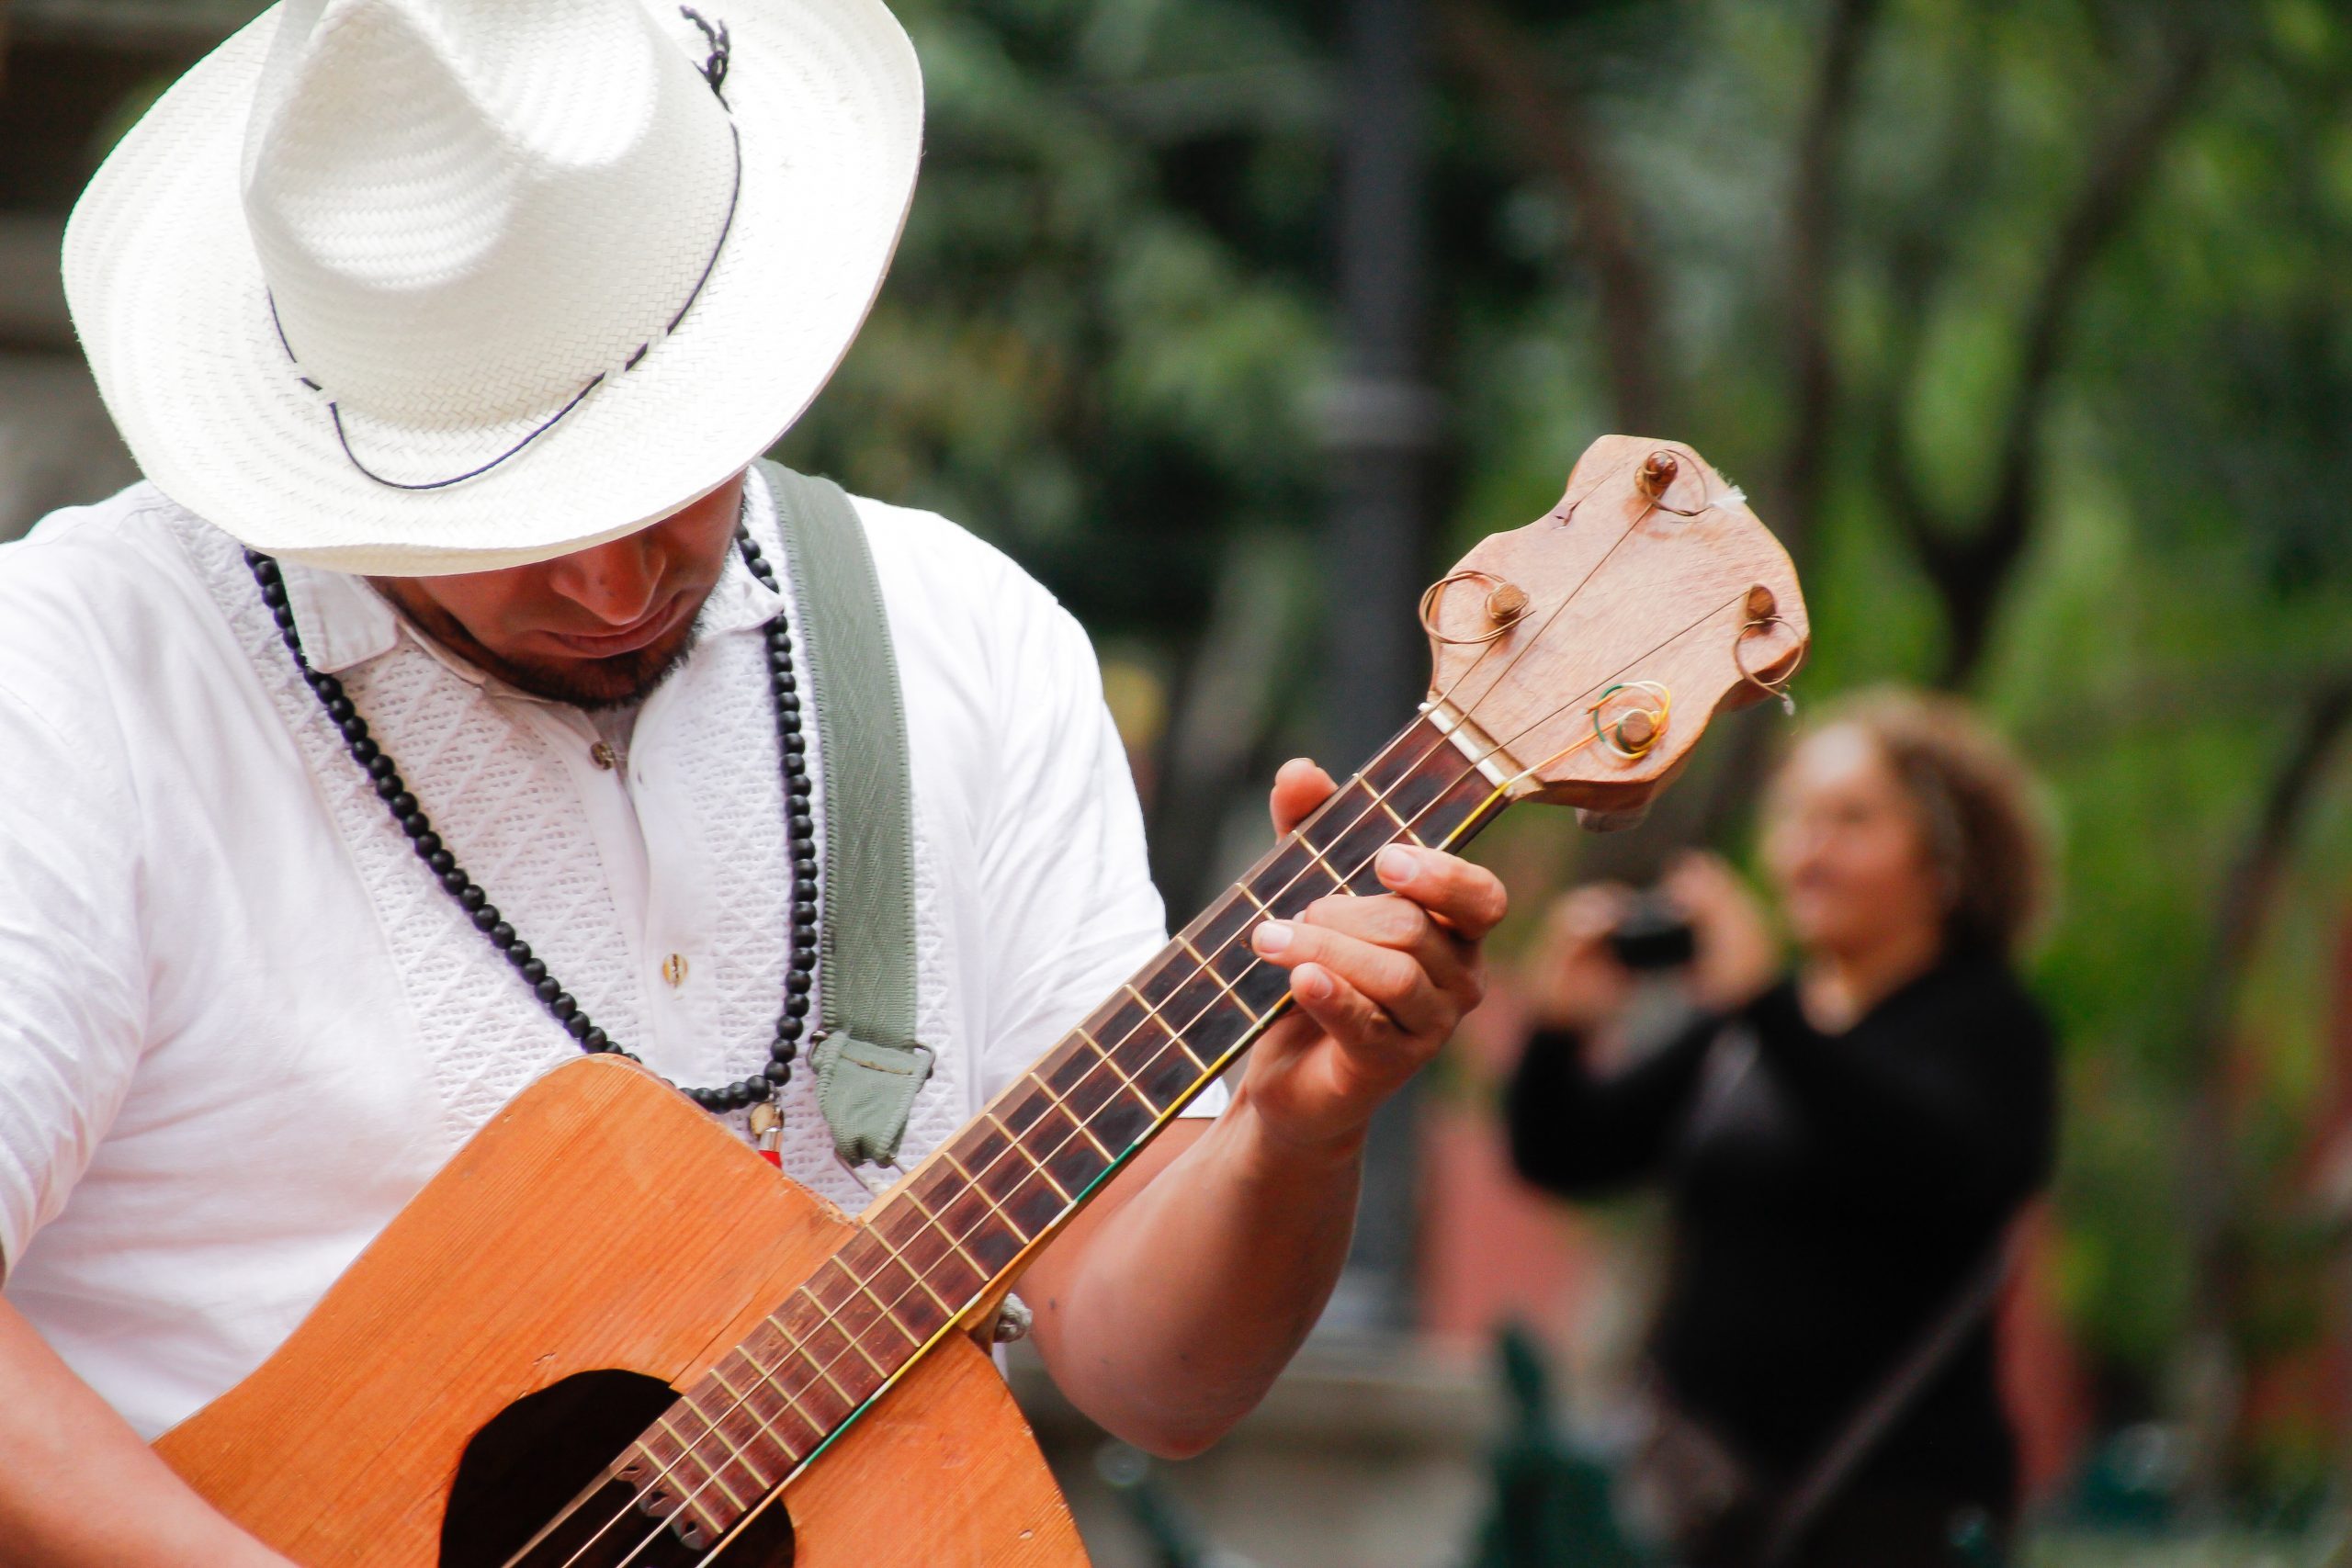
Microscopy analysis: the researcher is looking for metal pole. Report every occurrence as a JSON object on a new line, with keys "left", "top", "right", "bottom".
{"left": 1319, "top": 0, "right": 1440, "bottom": 1332}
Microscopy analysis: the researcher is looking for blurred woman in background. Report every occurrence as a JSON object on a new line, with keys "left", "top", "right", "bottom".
{"left": 1508, "top": 689, "right": 2057, "bottom": 1568}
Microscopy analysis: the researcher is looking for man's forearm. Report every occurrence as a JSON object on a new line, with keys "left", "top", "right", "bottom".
{"left": 1023, "top": 1100, "right": 1361, "bottom": 1457}
{"left": 0, "top": 1299, "right": 294, "bottom": 1567}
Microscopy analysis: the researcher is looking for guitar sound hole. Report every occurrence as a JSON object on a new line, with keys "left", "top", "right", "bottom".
{"left": 440, "top": 1369, "right": 794, "bottom": 1567}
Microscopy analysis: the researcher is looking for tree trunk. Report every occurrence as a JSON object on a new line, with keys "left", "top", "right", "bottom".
{"left": 2176, "top": 678, "right": 2352, "bottom": 1505}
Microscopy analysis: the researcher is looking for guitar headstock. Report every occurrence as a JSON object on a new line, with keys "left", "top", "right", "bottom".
{"left": 1420, "top": 434, "right": 1808, "bottom": 821}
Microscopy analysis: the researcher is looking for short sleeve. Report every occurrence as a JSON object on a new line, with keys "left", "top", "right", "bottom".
{"left": 974, "top": 590, "right": 1227, "bottom": 1121}
{"left": 0, "top": 674, "right": 148, "bottom": 1275}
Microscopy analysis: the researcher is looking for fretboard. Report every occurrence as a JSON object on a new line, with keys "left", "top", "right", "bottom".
{"left": 615, "top": 712, "right": 1508, "bottom": 1545}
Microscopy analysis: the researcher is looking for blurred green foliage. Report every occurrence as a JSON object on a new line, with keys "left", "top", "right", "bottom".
{"left": 775, "top": 0, "right": 2352, "bottom": 1495}
{"left": 776, "top": 0, "right": 1334, "bottom": 642}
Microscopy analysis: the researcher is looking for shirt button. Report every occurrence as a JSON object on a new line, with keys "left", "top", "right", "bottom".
{"left": 662, "top": 953, "right": 689, "bottom": 987}
{"left": 591, "top": 741, "right": 619, "bottom": 771}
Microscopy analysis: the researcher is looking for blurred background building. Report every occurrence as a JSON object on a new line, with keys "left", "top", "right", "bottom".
{"left": 11, "top": 0, "right": 2352, "bottom": 1562}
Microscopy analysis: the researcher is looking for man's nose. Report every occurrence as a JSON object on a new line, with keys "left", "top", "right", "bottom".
{"left": 546, "top": 533, "right": 664, "bottom": 626}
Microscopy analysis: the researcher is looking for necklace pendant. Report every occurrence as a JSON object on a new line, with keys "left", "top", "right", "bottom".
{"left": 749, "top": 1100, "right": 784, "bottom": 1167}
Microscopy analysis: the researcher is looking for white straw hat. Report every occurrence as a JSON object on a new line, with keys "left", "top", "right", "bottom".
{"left": 62, "top": 0, "right": 922, "bottom": 574}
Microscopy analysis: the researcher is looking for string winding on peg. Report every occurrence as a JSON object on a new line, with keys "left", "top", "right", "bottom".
{"left": 1419, "top": 570, "right": 1533, "bottom": 647}
{"left": 1735, "top": 597, "right": 1799, "bottom": 716}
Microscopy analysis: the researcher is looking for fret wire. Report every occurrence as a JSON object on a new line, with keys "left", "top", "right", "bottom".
{"left": 1302, "top": 836, "right": 1357, "bottom": 893}
{"left": 1025, "top": 1069, "right": 1118, "bottom": 1160}
{"left": 797, "top": 1283, "right": 891, "bottom": 1379}
{"left": 1235, "top": 881, "right": 1277, "bottom": 919}
{"left": 1288, "top": 773, "right": 1378, "bottom": 870}
{"left": 657, "top": 1411, "right": 752, "bottom": 1509}
{"left": 898, "top": 1182, "right": 1000, "bottom": 1282}
{"left": 1368, "top": 788, "right": 1424, "bottom": 843}
{"left": 769, "top": 1304, "right": 861, "bottom": 1405}
{"left": 940, "top": 1146, "right": 1040, "bottom": 1241}
{"left": 746, "top": 1325, "right": 838, "bottom": 1440}
{"left": 705, "top": 1360, "right": 807, "bottom": 1461}
{"left": 647, "top": 720, "right": 1494, "bottom": 1540}
{"left": 1123, "top": 983, "right": 1209, "bottom": 1073}
{"left": 1175, "top": 934, "right": 1263, "bottom": 1025}
{"left": 1363, "top": 751, "right": 1430, "bottom": 808}
{"left": 1337, "top": 762, "right": 1439, "bottom": 860}
{"left": 864, "top": 1208, "right": 963, "bottom": 1318}
{"left": 681, "top": 1404, "right": 766, "bottom": 1506}
{"left": 981, "top": 1110, "right": 1076, "bottom": 1203}
{"left": 825, "top": 1252, "right": 926, "bottom": 1348}
{"left": 1075, "top": 1026, "right": 1161, "bottom": 1113}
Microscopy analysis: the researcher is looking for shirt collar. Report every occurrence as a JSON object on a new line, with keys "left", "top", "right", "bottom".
{"left": 277, "top": 559, "right": 400, "bottom": 676}
{"left": 695, "top": 463, "right": 792, "bottom": 637}
{"left": 276, "top": 468, "right": 790, "bottom": 682}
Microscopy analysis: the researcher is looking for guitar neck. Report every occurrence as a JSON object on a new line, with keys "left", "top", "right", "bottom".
{"left": 881, "top": 706, "right": 1512, "bottom": 1278}
{"left": 630, "top": 711, "right": 1510, "bottom": 1533}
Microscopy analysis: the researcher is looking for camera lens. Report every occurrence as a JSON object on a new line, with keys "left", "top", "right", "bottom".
{"left": 1607, "top": 896, "right": 1697, "bottom": 972}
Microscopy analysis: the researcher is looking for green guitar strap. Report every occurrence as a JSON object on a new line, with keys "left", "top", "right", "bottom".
{"left": 757, "top": 461, "right": 933, "bottom": 1167}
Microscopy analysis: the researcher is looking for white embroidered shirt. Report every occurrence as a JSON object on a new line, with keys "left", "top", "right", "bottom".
{"left": 0, "top": 468, "right": 1217, "bottom": 1438}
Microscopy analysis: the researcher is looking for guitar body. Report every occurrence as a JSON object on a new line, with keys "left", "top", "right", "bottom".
{"left": 155, "top": 1056, "right": 1085, "bottom": 1568}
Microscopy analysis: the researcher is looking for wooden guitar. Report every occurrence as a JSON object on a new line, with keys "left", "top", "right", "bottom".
{"left": 154, "top": 435, "right": 1807, "bottom": 1566}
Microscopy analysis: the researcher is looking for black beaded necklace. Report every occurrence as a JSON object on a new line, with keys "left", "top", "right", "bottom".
{"left": 243, "top": 524, "right": 812, "bottom": 1113}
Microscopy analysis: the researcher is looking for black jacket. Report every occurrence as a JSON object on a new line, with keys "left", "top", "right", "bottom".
{"left": 1507, "top": 953, "right": 2056, "bottom": 1510}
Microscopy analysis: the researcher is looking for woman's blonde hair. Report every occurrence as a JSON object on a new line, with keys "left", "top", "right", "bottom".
{"left": 1797, "top": 687, "right": 2052, "bottom": 958}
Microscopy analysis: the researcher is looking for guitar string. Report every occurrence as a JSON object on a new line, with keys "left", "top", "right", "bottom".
{"left": 581, "top": 589, "right": 1751, "bottom": 1568}
{"left": 571, "top": 569, "right": 1757, "bottom": 1566}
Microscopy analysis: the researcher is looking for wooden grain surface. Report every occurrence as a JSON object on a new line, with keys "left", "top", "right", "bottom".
{"left": 1425, "top": 434, "right": 1808, "bottom": 811}
{"left": 157, "top": 1055, "right": 1085, "bottom": 1567}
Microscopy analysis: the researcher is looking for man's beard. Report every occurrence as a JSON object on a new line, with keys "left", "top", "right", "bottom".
{"left": 368, "top": 574, "right": 714, "bottom": 711}
{"left": 488, "top": 626, "right": 701, "bottom": 709}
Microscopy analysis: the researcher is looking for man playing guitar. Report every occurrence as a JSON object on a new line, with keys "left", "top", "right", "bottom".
{"left": 0, "top": 0, "right": 1505, "bottom": 1560}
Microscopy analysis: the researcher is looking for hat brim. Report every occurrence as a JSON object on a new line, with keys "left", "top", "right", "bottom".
{"left": 63, "top": 0, "right": 922, "bottom": 575}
